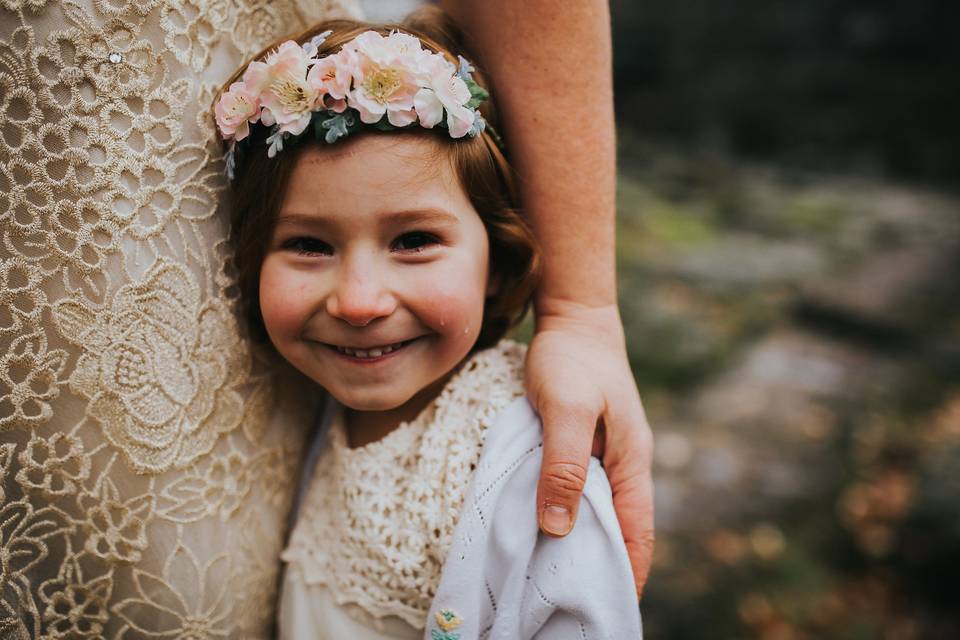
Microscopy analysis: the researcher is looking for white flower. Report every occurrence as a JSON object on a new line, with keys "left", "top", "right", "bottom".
{"left": 413, "top": 55, "right": 475, "bottom": 137}
{"left": 244, "top": 41, "right": 323, "bottom": 136}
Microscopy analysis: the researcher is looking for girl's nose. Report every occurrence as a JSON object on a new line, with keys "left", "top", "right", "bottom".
{"left": 325, "top": 270, "right": 397, "bottom": 327}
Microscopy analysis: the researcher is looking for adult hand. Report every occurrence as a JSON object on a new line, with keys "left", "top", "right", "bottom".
{"left": 525, "top": 301, "right": 655, "bottom": 598}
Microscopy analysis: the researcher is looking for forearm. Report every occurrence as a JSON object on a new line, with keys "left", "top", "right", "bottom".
{"left": 443, "top": 0, "right": 618, "bottom": 313}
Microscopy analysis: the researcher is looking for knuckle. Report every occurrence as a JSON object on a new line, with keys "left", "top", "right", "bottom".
{"left": 539, "top": 391, "right": 601, "bottom": 421}
{"left": 541, "top": 462, "right": 588, "bottom": 496}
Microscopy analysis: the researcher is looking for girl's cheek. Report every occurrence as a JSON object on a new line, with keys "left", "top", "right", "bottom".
{"left": 414, "top": 277, "right": 486, "bottom": 339}
{"left": 413, "top": 251, "right": 489, "bottom": 336}
{"left": 259, "top": 260, "right": 311, "bottom": 335}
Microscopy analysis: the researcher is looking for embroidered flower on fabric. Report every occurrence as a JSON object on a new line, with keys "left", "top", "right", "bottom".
{"left": 74, "top": 15, "right": 156, "bottom": 95}
{"left": 0, "top": 257, "right": 46, "bottom": 338}
{"left": 37, "top": 561, "right": 111, "bottom": 640}
{"left": 435, "top": 608, "right": 463, "bottom": 631}
{"left": 0, "top": 29, "right": 45, "bottom": 137}
{"left": 32, "top": 30, "right": 90, "bottom": 111}
{"left": 15, "top": 433, "right": 90, "bottom": 498}
{"left": 232, "top": 4, "right": 288, "bottom": 57}
{"left": 52, "top": 261, "right": 244, "bottom": 473}
{"left": 156, "top": 451, "right": 252, "bottom": 523}
{"left": 0, "top": 332, "right": 67, "bottom": 432}
{"left": 100, "top": 80, "right": 189, "bottom": 158}
{"left": 14, "top": 198, "right": 119, "bottom": 304}
{"left": 112, "top": 544, "right": 231, "bottom": 638}
{"left": 83, "top": 486, "right": 152, "bottom": 565}
{"left": 0, "top": 502, "right": 74, "bottom": 625}
{"left": 31, "top": 120, "right": 105, "bottom": 188}
{"left": 160, "top": 0, "right": 230, "bottom": 72}
{"left": 1, "top": 0, "right": 51, "bottom": 12}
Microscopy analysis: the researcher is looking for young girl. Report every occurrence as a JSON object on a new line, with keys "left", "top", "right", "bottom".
{"left": 216, "top": 9, "right": 641, "bottom": 639}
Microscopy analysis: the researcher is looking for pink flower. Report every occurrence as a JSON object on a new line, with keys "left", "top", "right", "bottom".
{"left": 243, "top": 40, "right": 321, "bottom": 136}
{"left": 214, "top": 81, "right": 260, "bottom": 141}
{"left": 413, "top": 56, "right": 475, "bottom": 138}
{"left": 343, "top": 31, "right": 426, "bottom": 127}
{"left": 212, "top": 30, "right": 490, "bottom": 150}
{"left": 307, "top": 51, "right": 352, "bottom": 113}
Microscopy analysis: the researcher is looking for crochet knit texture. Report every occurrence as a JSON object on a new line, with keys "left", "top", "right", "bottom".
{"left": 282, "top": 339, "right": 528, "bottom": 629}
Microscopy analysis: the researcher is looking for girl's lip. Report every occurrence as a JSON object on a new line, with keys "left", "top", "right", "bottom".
{"left": 324, "top": 337, "right": 420, "bottom": 363}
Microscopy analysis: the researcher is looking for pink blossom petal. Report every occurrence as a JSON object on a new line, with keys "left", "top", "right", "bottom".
{"left": 414, "top": 88, "right": 443, "bottom": 128}
{"left": 259, "top": 108, "right": 277, "bottom": 127}
{"left": 446, "top": 109, "right": 474, "bottom": 138}
{"left": 350, "top": 92, "right": 387, "bottom": 124}
{"left": 280, "top": 113, "right": 313, "bottom": 136}
{"left": 387, "top": 107, "right": 417, "bottom": 128}
{"left": 242, "top": 61, "right": 270, "bottom": 93}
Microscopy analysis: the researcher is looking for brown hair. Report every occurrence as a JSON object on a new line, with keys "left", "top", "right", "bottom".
{"left": 222, "top": 8, "right": 540, "bottom": 351}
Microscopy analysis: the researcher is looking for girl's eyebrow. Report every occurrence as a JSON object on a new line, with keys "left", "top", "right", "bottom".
{"left": 379, "top": 208, "right": 460, "bottom": 225}
{"left": 276, "top": 208, "right": 461, "bottom": 226}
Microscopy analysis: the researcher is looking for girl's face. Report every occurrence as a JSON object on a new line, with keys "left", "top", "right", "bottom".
{"left": 260, "top": 134, "right": 490, "bottom": 415}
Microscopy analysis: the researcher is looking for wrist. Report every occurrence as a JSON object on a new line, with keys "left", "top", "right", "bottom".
{"left": 532, "top": 298, "right": 626, "bottom": 346}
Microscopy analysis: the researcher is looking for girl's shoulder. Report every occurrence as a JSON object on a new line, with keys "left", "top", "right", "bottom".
{"left": 454, "top": 338, "right": 527, "bottom": 398}
{"left": 427, "top": 389, "right": 643, "bottom": 638}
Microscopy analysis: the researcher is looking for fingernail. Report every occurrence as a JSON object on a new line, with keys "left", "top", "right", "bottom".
{"left": 541, "top": 504, "right": 572, "bottom": 536}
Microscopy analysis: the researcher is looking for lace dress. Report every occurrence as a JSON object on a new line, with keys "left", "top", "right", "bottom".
{"left": 279, "top": 340, "right": 528, "bottom": 637}
{"left": 0, "top": 1, "right": 362, "bottom": 637}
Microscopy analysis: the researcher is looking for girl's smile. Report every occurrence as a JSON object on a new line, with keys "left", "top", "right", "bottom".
{"left": 259, "top": 133, "right": 491, "bottom": 433}
{"left": 313, "top": 335, "right": 423, "bottom": 363}
{"left": 326, "top": 336, "right": 418, "bottom": 359}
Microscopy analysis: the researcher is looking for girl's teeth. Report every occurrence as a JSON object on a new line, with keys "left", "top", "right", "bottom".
{"left": 338, "top": 340, "right": 407, "bottom": 358}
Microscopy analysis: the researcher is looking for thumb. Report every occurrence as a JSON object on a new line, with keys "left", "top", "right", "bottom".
{"left": 535, "top": 400, "right": 597, "bottom": 537}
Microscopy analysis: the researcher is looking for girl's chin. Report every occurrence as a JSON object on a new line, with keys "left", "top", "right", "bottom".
{"left": 325, "top": 382, "right": 421, "bottom": 412}
{"left": 333, "top": 379, "right": 446, "bottom": 420}
{"left": 337, "top": 395, "right": 409, "bottom": 412}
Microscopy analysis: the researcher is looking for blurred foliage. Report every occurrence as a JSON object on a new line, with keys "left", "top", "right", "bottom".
{"left": 614, "top": 133, "right": 960, "bottom": 638}
{"left": 610, "top": 0, "right": 959, "bottom": 183}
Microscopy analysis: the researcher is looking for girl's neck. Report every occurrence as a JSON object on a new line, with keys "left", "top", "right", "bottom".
{"left": 342, "top": 369, "right": 456, "bottom": 449}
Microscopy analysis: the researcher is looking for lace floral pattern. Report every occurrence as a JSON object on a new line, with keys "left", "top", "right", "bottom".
{"left": 0, "top": 0, "right": 363, "bottom": 636}
{"left": 282, "top": 340, "right": 528, "bottom": 629}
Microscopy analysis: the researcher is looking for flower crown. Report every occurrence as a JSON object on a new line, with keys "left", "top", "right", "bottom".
{"left": 215, "top": 29, "right": 491, "bottom": 180}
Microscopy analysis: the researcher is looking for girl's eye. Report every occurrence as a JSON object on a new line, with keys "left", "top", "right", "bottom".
{"left": 283, "top": 237, "right": 332, "bottom": 256}
{"left": 393, "top": 232, "right": 438, "bottom": 252}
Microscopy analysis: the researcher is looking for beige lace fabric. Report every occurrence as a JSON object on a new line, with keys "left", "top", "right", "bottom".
{"left": 281, "top": 340, "right": 528, "bottom": 630}
{"left": 0, "top": 0, "right": 364, "bottom": 637}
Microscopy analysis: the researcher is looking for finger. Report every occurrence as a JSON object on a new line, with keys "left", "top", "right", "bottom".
{"left": 534, "top": 396, "right": 598, "bottom": 537}
{"left": 602, "top": 391, "right": 655, "bottom": 599}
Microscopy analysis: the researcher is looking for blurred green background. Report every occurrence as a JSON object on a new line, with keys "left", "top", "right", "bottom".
{"left": 608, "top": 1, "right": 960, "bottom": 638}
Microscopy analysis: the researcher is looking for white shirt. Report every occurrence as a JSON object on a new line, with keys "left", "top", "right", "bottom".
{"left": 279, "top": 341, "right": 642, "bottom": 639}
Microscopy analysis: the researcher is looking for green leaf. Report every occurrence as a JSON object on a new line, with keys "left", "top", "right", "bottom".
{"left": 465, "top": 78, "right": 489, "bottom": 110}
